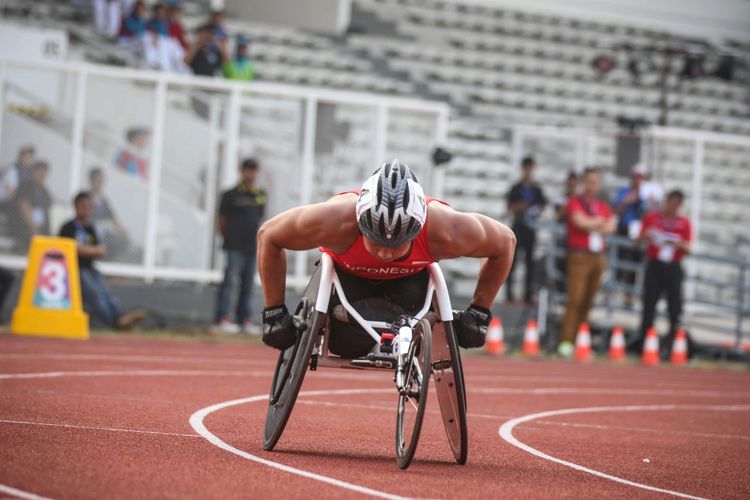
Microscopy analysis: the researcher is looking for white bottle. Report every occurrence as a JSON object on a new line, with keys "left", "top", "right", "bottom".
{"left": 398, "top": 326, "right": 412, "bottom": 357}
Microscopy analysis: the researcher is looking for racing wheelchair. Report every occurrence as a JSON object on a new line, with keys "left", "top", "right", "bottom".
{"left": 263, "top": 253, "right": 468, "bottom": 469}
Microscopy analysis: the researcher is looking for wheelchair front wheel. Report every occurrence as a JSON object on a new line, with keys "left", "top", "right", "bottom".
{"left": 263, "top": 269, "right": 323, "bottom": 451}
{"left": 395, "top": 318, "right": 432, "bottom": 469}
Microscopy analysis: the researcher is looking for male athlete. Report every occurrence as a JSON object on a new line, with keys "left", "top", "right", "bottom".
{"left": 257, "top": 160, "right": 516, "bottom": 354}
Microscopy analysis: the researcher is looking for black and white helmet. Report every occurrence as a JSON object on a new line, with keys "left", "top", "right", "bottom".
{"left": 356, "top": 159, "right": 427, "bottom": 247}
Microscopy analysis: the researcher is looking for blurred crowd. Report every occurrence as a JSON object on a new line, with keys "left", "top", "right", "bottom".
{"left": 0, "top": 144, "right": 266, "bottom": 336}
{"left": 505, "top": 157, "right": 693, "bottom": 358}
{"left": 92, "top": 0, "right": 254, "bottom": 81}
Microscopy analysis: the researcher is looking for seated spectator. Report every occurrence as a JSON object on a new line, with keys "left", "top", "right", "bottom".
{"left": 184, "top": 23, "right": 224, "bottom": 77}
{"left": 88, "top": 167, "right": 131, "bottom": 258}
{"left": 59, "top": 192, "right": 144, "bottom": 330}
{"left": 167, "top": 0, "right": 188, "bottom": 50}
{"left": 115, "top": 127, "right": 149, "bottom": 180}
{"left": 93, "top": 0, "right": 123, "bottom": 39}
{"left": 119, "top": 0, "right": 147, "bottom": 39}
{"left": 0, "top": 145, "right": 36, "bottom": 206}
{"left": 12, "top": 161, "right": 52, "bottom": 252}
{"left": 222, "top": 35, "right": 255, "bottom": 81}
{"left": 209, "top": 10, "right": 228, "bottom": 42}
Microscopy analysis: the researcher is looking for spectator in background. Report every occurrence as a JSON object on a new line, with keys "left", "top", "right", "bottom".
{"left": 210, "top": 10, "right": 228, "bottom": 42}
{"left": 89, "top": 167, "right": 130, "bottom": 258}
{"left": 553, "top": 171, "right": 578, "bottom": 292}
{"left": 144, "top": 2, "right": 188, "bottom": 72}
{"left": 506, "top": 156, "right": 546, "bottom": 304}
{"left": 559, "top": 167, "right": 615, "bottom": 358}
{"left": 0, "top": 266, "right": 13, "bottom": 317}
{"left": 119, "top": 0, "right": 147, "bottom": 39}
{"left": 213, "top": 159, "right": 266, "bottom": 335}
{"left": 184, "top": 23, "right": 224, "bottom": 77}
{"left": 59, "top": 192, "right": 144, "bottom": 329}
{"left": 0, "top": 145, "right": 36, "bottom": 205}
{"left": 612, "top": 163, "right": 648, "bottom": 308}
{"left": 554, "top": 171, "right": 578, "bottom": 223}
{"left": 93, "top": 0, "right": 123, "bottom": 38}
{"left": 115, "top": 127, "right": 149, "bottom": 180}
{"left": 634, "top": 162, "right": 664, "bottom": 211}
{"left": 167, "top": 0, "right": 188, "bottom": 50}
{"left": 637, "top": 189, "right": 692, "bottom": 354}
{"left": 12, "top": 161, "right": 52, "bottom": 252}
{"left": 222, "top": 35, "right": 255, "bottom": 81}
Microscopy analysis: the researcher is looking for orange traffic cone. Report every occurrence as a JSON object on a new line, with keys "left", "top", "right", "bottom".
{"left": 574, "top": 323, "right": 592, "bottom": 362}
{"left": 522, "top": 319, "right": 540, "bottom": 357}
{"left": 642, "top": 327, "right": 660, "bottom": 366}
{"left": 670, "top": 329, "right": 688, "bottom": 365}
{"left": 485, "top": 317, "right": 505, "bottom": 356}
{"left": 608, "top": 326, "right": 626, "bottom": 361}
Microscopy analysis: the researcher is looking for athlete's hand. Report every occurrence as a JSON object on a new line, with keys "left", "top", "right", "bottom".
{"left": 262, "top": 305, "right": 305, "bottom": 350}
{"left": 452, "top": 304, "right": 491, "bottom": 348}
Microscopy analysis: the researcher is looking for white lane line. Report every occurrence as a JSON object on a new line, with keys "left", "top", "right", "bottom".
{"left": 189, "top": 388, "right": 410, "bottom": 500}
{"left": 0, "top": 483, "right": 52, "bottom": 500}
{"left": 296, "top": 400, "right": 750, "bottom": 442}
{"left": 475, "top": 387, "right": 750, "bottom": 398}
{"left": 0, "top": 352, "right": 274, "bottom": 366}
{"left": 0, "top": 419, "right": 200, "bottom": 439}
{"left": 0, "top": 369, "right": 383, "bottom": 382}
{"left": 499, "top": 404, "right": 750, "bottom": 499}
{"left": 536, "top": 420, "right": 750, "bottom": 442}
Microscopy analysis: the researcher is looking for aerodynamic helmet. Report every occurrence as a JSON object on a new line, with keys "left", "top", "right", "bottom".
{"left": 356, "top": 159, "right": 427, "bottom": 248}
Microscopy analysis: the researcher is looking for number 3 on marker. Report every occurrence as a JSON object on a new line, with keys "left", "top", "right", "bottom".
{"left": 39, "top": 259, "right": 67, "bottom": 302}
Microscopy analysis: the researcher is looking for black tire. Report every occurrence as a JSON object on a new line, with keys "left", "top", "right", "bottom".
{"left": 263, "top": 268, "right": 324, "bottom": 451}
{"left": 395, "top": 318, "right": 432, "bottom": 469}
{"left": 431, "top": 320, "right": 468, "bottom": 464}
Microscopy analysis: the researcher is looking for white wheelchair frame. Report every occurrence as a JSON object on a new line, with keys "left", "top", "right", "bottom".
{"left": 310, "top": 252, "right": 454, "bottom": 368}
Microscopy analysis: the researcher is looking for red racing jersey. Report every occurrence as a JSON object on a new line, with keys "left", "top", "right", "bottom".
{"left": 320, "top": 191, "right": 447, "bottom": 279}
{"left": 640, "top": 211, "right": 691, "bottom": 262}
{"left": 566, "top": 194, "right": 613, "bottom": 253}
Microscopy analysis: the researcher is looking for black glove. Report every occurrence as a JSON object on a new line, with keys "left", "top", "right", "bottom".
{"left": 262, "top": 305, "right": 304, "bottom": 350}
{"left": 453, "top": 304, "right": 491, "bottom": 349}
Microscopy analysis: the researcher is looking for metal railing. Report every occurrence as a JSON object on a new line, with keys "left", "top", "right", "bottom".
{"left": 540, "top": 222, "right": 749, "bottom": 350}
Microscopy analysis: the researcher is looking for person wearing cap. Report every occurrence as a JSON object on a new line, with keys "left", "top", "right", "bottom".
{"left": 611, "top": 163, "right": 648, "bottom": 307}
{"left": 505, "top": 156, "right": 547, "bottom": 304}
{"left": 559, "top": 167, "right": 616, "bottom": 358}
{"left": 222, "top": 35, "right": 255, "bottom": 81}
{"left": 636, "top": 189, "right": 692, "bottom": 354}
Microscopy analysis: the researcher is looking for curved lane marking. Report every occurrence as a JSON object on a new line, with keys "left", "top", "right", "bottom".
{"left": 189, "top": 388, "right": 410, "bottom": 500}
{"left": 0, "top": 483, "right": 52, "bottom": 500}
{"left": 499, "top": 404, "right": 750, "bottom": 500}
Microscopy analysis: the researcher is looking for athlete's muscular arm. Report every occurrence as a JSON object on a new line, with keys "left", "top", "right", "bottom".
{"left": 428, "top": 203, "right": 516, "bottom": 309}
{"left": 256, "top": 194, "right": 358, "bottom": 307}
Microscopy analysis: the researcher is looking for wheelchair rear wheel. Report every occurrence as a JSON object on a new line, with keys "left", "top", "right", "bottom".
{"left": 395, "top": 318, "right": 432, "bottom": 469}
{"left": 431, "top": 320, "right": 468, "bottom": 464}
{"left": 263, "top": 268, "right": 324, "bottom": 451}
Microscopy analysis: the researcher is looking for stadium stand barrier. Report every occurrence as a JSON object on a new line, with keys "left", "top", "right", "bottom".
{"left": 0, "top": 58, "right": 449, "bottom": 289}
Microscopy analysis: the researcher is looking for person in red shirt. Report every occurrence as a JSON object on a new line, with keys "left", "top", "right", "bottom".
{"left": 637, "top": 189, "right": 692, "bottom": 351}
{"left": 559, "top": 167, "right": 616, "bottom": 357}
{"left": 257, "top": 160, "right": 516, "bottom": 356}
{"left": 167, "top": 0, "right": 188, "bottom": 50}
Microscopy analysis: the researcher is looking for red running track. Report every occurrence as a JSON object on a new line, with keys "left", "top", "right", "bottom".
{"left": 1, "top": 333, "right": 749, "bottom": 499}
